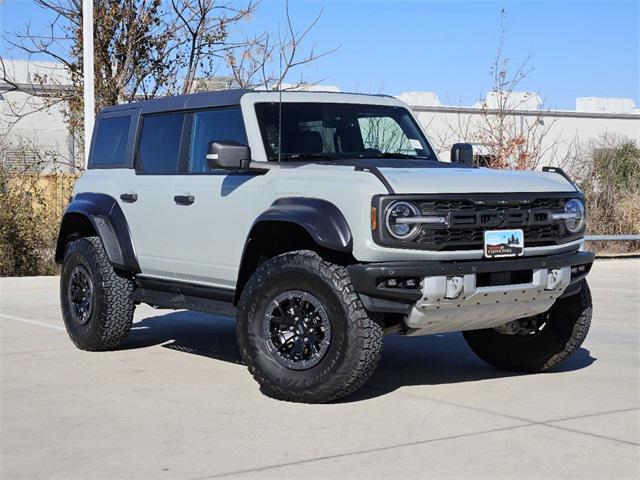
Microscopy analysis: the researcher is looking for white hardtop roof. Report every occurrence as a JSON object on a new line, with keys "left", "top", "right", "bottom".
{"left": 242, "top": 91, "right": 410, "bottom": 108}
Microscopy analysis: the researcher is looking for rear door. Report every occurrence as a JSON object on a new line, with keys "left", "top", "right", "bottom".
{"left": 118, "top": 112, "right": 186, "bottom": 279}
{"left": 171, "top": 107, "right": 258, "bottom": 288}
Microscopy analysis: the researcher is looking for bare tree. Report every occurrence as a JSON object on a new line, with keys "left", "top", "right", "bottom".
{"left": 430, "top": 10, "right": 562, "bottom": 170}
{"left": 225, "top": 0, "right": 338, "bottom": 90}
{"left": 169, "top": 0, "right": 257, "bottom": 94}
{"left": 2, "top": 0, "right": 175, "bottom": 158}
{"left": 1, "top": 0, "right": 335, "bottom": 160}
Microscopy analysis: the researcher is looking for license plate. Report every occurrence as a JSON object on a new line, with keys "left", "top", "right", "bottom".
{"left": 484, "top": 229, "right": 524, "bottom": 258}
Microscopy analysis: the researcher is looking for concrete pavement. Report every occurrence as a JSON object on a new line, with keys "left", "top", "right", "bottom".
{"left": 1, "top": 259, "right": 638, "bottom": 479}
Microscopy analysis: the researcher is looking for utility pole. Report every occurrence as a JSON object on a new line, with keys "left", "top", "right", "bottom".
{"left": 82, "top": 0, "right": 95, "bottom": 168}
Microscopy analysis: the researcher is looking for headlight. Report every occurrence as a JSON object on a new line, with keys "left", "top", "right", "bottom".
{"left": 385, "top": 201, "right": 421, "bottom": 240}
{"left": 564, "top": 198, "right": 586, "bottom": 233}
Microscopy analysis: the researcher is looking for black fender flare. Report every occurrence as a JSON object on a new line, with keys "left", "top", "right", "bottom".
{"left": 233, "top": 197, "right": 353, "bottom": 304}
{"left": 252, "top": 197, "right": 353, "bottom": 252}
{"left": 55, "top": 192, "right": 140, "bottom": 272}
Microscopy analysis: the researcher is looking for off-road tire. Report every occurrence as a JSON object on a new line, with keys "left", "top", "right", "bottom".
{"left": 60, "top": 236, "right": 135, "bottom": 351}
{"left": 463, "top": 280, "right": 592, "bottom": 372}
{"left": 236, "top": 250, "right": 384, "bottom": 403}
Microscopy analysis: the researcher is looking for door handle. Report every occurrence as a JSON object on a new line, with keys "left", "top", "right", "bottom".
{"left": 174, "top": 194, "right": 195, "bottom": 205}
{"left": 120, "top": 193, "right": 138, "bottom": 203}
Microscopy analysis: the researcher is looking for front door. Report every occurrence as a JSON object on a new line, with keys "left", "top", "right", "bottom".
{"left": 171, "top": 107, "right": 258, "bottom": 288}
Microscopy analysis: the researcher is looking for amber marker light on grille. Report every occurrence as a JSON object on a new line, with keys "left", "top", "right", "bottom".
{"left": 371, "top": 206, "right": 378, "bottom": 231}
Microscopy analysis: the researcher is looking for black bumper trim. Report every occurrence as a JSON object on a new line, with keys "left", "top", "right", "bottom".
{"left": 347, "top": 250, "right": 594, "bottom": 304}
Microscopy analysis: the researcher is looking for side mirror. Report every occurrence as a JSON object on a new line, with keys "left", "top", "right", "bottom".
{"left": 207, "top": 141, "right": 251, "bottom": 170}
{"left": 451, "top": 143, "right": 474, "bottom": 166}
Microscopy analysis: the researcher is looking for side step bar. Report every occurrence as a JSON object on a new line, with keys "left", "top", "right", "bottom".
{"left": 133, "top": 277, "right": 237, "bottom": 317}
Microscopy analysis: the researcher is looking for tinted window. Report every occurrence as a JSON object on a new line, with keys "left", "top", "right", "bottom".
{"left": 91, "top": 116, "right": 131, "bottom": 166}
{"left": 189, "top": 108, "right": 247, "bottom": 173}
{"left": 137, "top": 113, "right": 184, "bottom": 174}
{"left": 254, "top": 102, "right": 436, "bottom": 162}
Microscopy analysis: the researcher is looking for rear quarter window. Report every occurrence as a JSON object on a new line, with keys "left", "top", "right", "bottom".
{"left": 136, "top": 113, "right": 185, "bottom": 174}
{"left": 90, "top": 115, "right": 132, "bottom": 167}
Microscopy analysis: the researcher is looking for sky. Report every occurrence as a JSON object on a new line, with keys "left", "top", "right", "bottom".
{"left": 1, "top": 0, "right": 638, "bottom": 110}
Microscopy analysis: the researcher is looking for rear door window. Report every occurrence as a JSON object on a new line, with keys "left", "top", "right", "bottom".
{"left": 91, "top": 115, "right": 131, "bottom": 166}
{"left": 137, "top": 113, "right": 185, "bottom": 174}
{"left": 188, "top": 108, "right": 247, "bottom": 173}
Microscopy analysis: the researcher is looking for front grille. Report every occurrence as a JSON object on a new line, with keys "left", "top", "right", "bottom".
{"left": 412, "top": 197, "right": 571, "bottom": 250}
{"left": 417, "top": 224, "right": 563, "bottom": 250}
{"left": 416, "top": 197, "right": 566, "bottom": 212}
{"left": 375, "top": 193, "right": 583, "bottom": 251}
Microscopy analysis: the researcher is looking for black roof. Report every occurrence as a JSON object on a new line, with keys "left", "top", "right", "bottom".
{"left": 100, "top": 89, "right": 252, "bottom": 115}
{"left": 99, "top": 89, "right": 395, "bottom": 116}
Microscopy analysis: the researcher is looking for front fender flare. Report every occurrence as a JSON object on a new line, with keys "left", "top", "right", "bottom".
{"left": 253, "top": 197, "right": 353, "bottom": 252}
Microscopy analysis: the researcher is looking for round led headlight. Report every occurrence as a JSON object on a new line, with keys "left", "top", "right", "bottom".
{"left": 564, "top": 198, "right": 585, "bottom": 233}
{"left": 385, "top": 201, "right": 421, "bottom": 240}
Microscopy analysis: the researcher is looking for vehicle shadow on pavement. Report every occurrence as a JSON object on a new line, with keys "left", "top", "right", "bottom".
{"left": 344, "top": 334, "right": 597, "bottom": 402}
{"left": 121, "top": 310, "right": 597, "bottom": 402}
{"left": 122, "top": 310, "right": 245, "bottom": 365}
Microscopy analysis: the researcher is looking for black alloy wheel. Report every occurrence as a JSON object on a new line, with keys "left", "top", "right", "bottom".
{"left": 263, "top": 290, "right": 332, "bottom": 370}
{"left": 67, "top": 265, "right": 94, "bottom": 326}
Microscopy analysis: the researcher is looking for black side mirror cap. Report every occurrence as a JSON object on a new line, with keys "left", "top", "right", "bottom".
{"left": 207, "top": 141, "right": 251, "bottom": 170}
{"left": 451, "top": 143, "right": 474, "bottom": 166}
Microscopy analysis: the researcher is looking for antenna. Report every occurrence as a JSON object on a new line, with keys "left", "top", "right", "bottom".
{"left": 277, "top": 52, "right": 283, "bottom": 164}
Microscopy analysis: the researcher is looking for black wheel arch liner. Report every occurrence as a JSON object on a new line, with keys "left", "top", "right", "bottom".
{"left": 55, "top": 192, "right": 140, "bottom": 272}
{"left": 233, "top": 197, "right": 353, "bottom": 304}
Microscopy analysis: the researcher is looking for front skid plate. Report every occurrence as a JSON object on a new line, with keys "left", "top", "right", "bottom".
{"left": 405, "top": 267, "right": 571, "bottom": 335}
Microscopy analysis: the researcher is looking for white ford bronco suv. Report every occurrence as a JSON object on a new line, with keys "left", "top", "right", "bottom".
{"left": 57, "top": 90, "right": 593, "bottom": 403}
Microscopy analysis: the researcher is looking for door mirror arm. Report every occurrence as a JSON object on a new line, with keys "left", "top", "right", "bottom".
{"left": 206, "top": 141, "right": 279, "bottom": 171}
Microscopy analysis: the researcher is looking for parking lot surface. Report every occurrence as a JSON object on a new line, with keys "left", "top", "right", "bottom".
{"left": 1, "top": 259, "right": 639, "bottom": 479}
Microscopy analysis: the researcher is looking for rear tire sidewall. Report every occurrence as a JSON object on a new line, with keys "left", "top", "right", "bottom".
{"left": 60, "top": 239, "right": 109, "bottom": 347}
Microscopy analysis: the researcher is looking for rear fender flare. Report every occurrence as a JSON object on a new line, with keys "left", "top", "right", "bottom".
{"left": 55, "top": 192, "right": 140, "bottom": 272}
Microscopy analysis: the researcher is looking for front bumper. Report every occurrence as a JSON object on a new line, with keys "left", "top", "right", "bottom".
{"left": 347, "top": 250, "right": 594, "bottom": 334}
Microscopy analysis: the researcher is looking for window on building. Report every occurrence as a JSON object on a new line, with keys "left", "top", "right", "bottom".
{"left": 188, "top": 108, "right": 247, "bottom": 173}
{"left": 137, "top": 113, "right": 185, "bottom": 174}
{"left": 91, "top": 116, "right": 131, "bottom": 166}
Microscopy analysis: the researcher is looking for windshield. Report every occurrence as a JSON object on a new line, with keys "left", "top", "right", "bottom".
{"left": 254, "top": 102, "right": 437, "bottom": 162}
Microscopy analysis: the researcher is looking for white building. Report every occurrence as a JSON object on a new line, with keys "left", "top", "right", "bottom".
{"left": 408, "top": 91, "right": 640, "bottom": 166}
{"left": 576, "top": 97, "right": 639, "bottom": 114}
{"left": 0, "top": 59, "right": 76, "bottom": 170}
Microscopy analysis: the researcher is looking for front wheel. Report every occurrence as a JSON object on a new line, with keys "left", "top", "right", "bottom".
{"left": 236, "top": 251, "right": 384, "bottom": 403}
{"left": 463, "top": 280, "right": 592, "bottom": 372}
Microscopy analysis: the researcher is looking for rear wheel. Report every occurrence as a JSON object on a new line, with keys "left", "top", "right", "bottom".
{"left": 463, "top": 280, "right": 592, "bottom": 372}
{"left": 236, "top": 250, "right": 384, "bottom": 403}
{"left": 60, "top": 236, "right": 135, "bottom": 351}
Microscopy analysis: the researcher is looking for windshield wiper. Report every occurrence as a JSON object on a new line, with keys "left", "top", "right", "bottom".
{"left": 277, "top": 153, "right": 341, "bottom": 161}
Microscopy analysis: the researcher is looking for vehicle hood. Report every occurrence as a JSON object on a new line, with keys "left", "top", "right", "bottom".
{"left": 377, "top": 166, "right": 576, "bottom": 194}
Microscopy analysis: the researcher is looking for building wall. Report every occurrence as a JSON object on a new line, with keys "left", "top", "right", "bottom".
{"left": 0, "top": 60, "right": 75, "bottom": 171}
{"left": 413, "top": 107, "right": 640, "bottom": 169}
